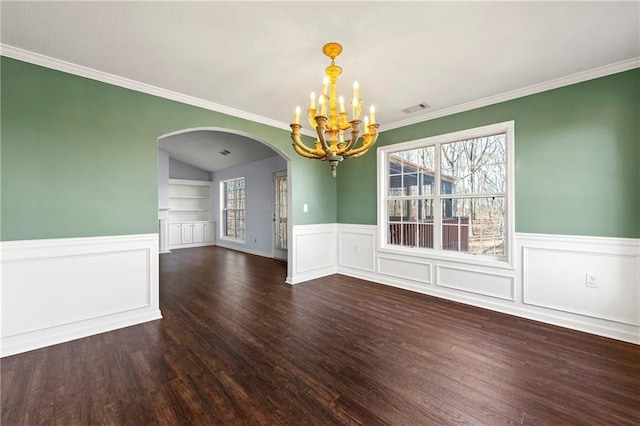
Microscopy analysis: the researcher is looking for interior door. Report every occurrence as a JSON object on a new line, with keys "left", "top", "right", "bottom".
{"left": 273, "top": 170, "right": 287, "bottom": 260}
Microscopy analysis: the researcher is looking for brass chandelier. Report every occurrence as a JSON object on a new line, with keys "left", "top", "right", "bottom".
{"left": 290, "top": 42, "right": 379, "bottom": 177}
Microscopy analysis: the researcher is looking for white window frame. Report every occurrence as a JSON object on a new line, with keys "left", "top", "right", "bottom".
{"left": 220, "top": 176, "right": 246, "bottom": 243}
{"left": 377, "top": 121, "right": 515, "bottom": 270}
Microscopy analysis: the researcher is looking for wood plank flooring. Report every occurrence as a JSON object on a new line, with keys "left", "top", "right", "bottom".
{"left": 2, "top": 246, "right": 639, "bottom": 425}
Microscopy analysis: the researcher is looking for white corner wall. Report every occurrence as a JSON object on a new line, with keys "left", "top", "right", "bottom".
{"left": 1, "top": 234, "right": 162, "bottom": 357}
{"left": 287, "top": 224, "right": 337, "bottom": 284}
{"left": 290, "top": 223, "right": 640, "bottom": 344}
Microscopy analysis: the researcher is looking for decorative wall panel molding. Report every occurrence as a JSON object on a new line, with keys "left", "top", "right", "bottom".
{"left": 288, "top": 224, "right": 337, "bottom": 284}
{"left": 1, "top": 234, "right": 161, "bottom": 356}
{"left": 519, "top": 233, "right": 640, "bottom": 325}
{"left": 378, "top": 255, "right": 433, "bottom": 285}
{"left": 337, "top": 224, "right": 376, "bottom": 273}
{"left": 436, "top": 265, "right": 514, "bottom": 301}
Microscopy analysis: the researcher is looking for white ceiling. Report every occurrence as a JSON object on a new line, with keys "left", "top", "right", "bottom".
{"left": 159, "top": 129, "right": 279, "bottom": 172}
{"left": 2, "top": 1, "right": 639, "bottom": 170}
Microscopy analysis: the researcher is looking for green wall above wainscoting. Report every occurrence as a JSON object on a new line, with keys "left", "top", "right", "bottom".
{"left": 337, "top": 69, "right": 640, "bottom": 238}
{"left": 1, "top": 57, "right": 335, "bottom": 241}
{"left": 2, "top": 56, "right": 637, "bottom": 242}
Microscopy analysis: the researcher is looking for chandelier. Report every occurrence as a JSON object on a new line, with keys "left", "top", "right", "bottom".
{"left": 290, "top": 42, "right": 379, "bottom": 177}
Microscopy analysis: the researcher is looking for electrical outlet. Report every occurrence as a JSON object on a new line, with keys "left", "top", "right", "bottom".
{"left": 303, "top": 203, "right": 308, "bottom": 213}
{"left": 586, "top": 272, "right": 599, "bottom": 288}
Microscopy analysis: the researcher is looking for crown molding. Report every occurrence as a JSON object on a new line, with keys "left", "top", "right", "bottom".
{"left": 380, "top": 57, "right": 640, "bottom": 132}
{"left": 2, "top": 44, "right": 636, "bottom": 137}
{"left": 0, "top": 44, "right": 316, "bottom": 137}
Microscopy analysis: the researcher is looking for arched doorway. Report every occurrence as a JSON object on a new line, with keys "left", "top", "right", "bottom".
{"left": 156, "top": 127, "right": 293, "bottom": 281}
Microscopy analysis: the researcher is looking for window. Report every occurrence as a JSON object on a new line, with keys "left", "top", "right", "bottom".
{"left": 378, "top": 121, "right": 514, "bottom": 264}
{"left": 221, "top": 177, "right": 245, "bottom": 241}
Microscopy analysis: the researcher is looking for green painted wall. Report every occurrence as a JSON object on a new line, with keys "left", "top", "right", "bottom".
{"left": 2, "top": 57, "right": 636, "bottom": 241}
{"left": 0, "top": 57, "right": 335, "bottom": 241}
{"left": 337, "top": 69, "right": 640, "bottom": 238}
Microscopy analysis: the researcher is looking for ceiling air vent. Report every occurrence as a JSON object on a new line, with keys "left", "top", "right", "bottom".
{"left": 219, "top": 149, "right": 231, "bottom": 156}
{"left": 401, "top": 102, "right": 430, "bottom": 114}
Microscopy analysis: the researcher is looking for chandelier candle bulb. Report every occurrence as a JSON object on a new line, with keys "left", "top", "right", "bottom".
{"left": 352, "top": 97, "right": 358, "bottom": 119}
{"left": 370, "top": 105, "right": 376, "bottom": 124}
{"left": 318, "top": 95, "right": 326, "bottom": 116}
{"left": 364, "top": 116, "right": 369, "bottom": 134}
{"left": 322, "top": 76, "right": 329, "bottom": 96}
{"left": 339, "top": 96, "right": 345, "bottom": 113}
{"left": 353, "top": 81, "right": 359, "bottom": 100}
{"left": 293, "top": 106, "right": 300, "bottom": 125}
{"left": 310, "top": 92, "right": 315, "bottom": 109}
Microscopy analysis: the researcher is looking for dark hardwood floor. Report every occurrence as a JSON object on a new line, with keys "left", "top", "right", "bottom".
{"left": 2, "top": 246, "right": 639, "bottom": 425}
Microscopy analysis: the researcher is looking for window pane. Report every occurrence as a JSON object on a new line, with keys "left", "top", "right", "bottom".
{"left": 387, "top": 200, "right": 435, "bottom": 248}
{"left": 387, "top": 199, "right": 403, "bottom": 220}
{"left": 440, "top": 134, "right": 506, "bottom": 195}
{"left": 387, "top": 200, "right": 410, "bottom": 246}
{"left": 442, "top": 197, "right": 505, "bottom": 256}
{"left": 418, "top": 200, "right": 434, "bottom": 248}
{"left": 222, "top": 177, "right": 246, "bottom": 241}
{"left": 388, "top": 147, "right": 435, "bottom": 197}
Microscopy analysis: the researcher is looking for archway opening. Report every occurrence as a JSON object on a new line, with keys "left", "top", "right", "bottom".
{"left": 156, "top": 127, "right": 293, "bottom": 281}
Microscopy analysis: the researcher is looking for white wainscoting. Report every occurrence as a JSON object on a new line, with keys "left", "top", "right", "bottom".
{"left": 287, "top": 224, "right": 337, "bottom": 284}
{"left": 436, "top": 265, "right": 514, "bottom": 301}
{"left": 338, "top": 225, "right": 519, "bottom": 305}
{"left": 334, "top": 224, "right": 640, "bottom": 344}
{"left": 338, "top": 224, "right": 376, "bottom": 273}
{"left": 519, "top": 233, "right": 640, "bottom": 327}
{"left": 379, "top": 254, "right": 433, "bottom": 285}
{"left": 1, "top": 234, "right": 162, "bottom": 357}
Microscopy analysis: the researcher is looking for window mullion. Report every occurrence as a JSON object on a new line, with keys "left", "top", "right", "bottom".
{"left": 434, "top": 142, "right": 442, "bottom": 250}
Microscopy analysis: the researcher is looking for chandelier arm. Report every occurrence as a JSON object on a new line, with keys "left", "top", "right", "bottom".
{"left": 291, "top": 132, "right": 322, "bottom": 156}
{"left": 292, "top": 143, "right": 324, "bottom": 159}
{"left": 291, "top": 124, "right": 324, "bottom": 156}
{"left": 345, "top": 151, "right": 367, "bottom": 159}
{"left": 343, "top": 142, "right": 373, "bottom": 158}
{"left": 314, "top": 117, "right": 332, "bottom": 154}
{"left": 343, "top": 121, "right": 361, "bottom": 152}
{"left": 343, "top": 135, "right": 359, "bottom": 152}
{"left": 343, "top": 130, "right": 379, "bottom": 158}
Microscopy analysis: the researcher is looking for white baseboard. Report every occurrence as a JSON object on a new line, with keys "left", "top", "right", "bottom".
{"left": 169, "top": 241, "right": 215, "bottom": 250}
{"left": 336, "top": 224, "right": 640, "bottom": 344}
{"left": 215, "top": 240, "right": 273, "bottom": 259}
{"left": 1, "top": 233, "right": 161, "bottom": 357}
{"left": 286, "top": 265, "right": 337, "bottom": 285}
{"left": 1, "top": 309, "right": 162, "bottom": 358}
